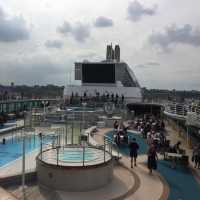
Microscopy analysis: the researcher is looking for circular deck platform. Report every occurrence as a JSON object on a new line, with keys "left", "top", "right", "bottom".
{"left": 36, "top": 146, "right": 113, "bottom": 191}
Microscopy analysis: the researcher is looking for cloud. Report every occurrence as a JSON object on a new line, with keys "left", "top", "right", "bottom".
{"left": 135, "top": 64, "right": 146, "bottom": 68}
{"left": 149, "top": 24, "right": 200, "bottom": 51}
{"left": 94, "top": 16, "right": 113, "bottom": 28}
{"left": 135, "top": 61, "right": 160, "bottom": 68}
{"left": 0, "top": 56, "right": 67, "bottom": 85}
{"left": 57, "top": 21, "right": 90, "bottom": 42}
{"left": 127, "top": 0, "right": 157, "bottom": 22}
{"left": 146, "top": 62, "right": 160, "bottom": 66}
{"left": 0, "top": 6, "right": 30, "bottom": 42}
{"left": 45, "top": 40, "right": 64, "bottom": 48}
{"left": 58, "top": 21, "right": 72, "bottom": 33}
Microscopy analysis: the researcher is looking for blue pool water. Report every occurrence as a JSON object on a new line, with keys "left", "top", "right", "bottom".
{"left": 107, "top": 131, "right": 200, "bottom": 200}
{"left": 59, "top": 148, "right": 97, "bottom": 162}
{"left": 0, "top": 134, "right": 54, "bottom": 167}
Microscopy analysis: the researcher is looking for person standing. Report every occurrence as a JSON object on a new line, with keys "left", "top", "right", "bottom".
{"left": 147, "top": 144, "right": 158, "bottom": 174}
{"left": 192, "top": 144, "right": 200, "bottom": 168}
{"left": 129, "top": 138, "right": 139, "bottom": 168}
{"left": 197, "top": 144, "right": 200, "bottom": 169}
{"left": 113, "top": 120, "right": 119, "bottom": 130}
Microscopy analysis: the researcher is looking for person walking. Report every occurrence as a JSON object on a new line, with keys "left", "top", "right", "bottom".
{"left": 129, "top": 138, "right": 139, "bottom": 168}
{"left": 113, "top": 120, "right": 119, "bottom": 130}
{"left": 147, "top": 144, "right": 158, "bottom": 174}
{"left": 192, "top": 144, "right": 200, "bottom": 169}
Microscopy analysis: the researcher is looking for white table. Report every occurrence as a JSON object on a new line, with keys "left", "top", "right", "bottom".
{"left": 165, "top": 152, "right": 183, "bottom": 168}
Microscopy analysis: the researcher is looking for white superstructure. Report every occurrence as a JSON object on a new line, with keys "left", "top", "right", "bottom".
{"left": 64, "top": 44, "right": 142, "bottom": 103}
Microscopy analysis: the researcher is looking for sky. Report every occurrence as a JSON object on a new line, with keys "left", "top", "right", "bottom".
{"left": 0, "top": 0, "right": 200, "bottom": 90}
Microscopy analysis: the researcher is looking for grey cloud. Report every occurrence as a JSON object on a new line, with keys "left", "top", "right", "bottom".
{"left": 0, "top": 6, "right": 30, "bottom": 42}
{"left": 0, "top": 57, "right": 67, "bottom": 85}
{"left": 45, "top": 40, "right": 64, "bottom": 48}
{"left": 127, "top": 0, "right": 157, "bottom": 22}
{"left": 135, "top": 61, "right": 160, "bottom": 68}
{"left": 146, "top": 62, "right": 160, "bottom": 66}
{"left": 58, "top": 21, "right": 72, "bottom": 34}
{"left": 135, "top": 64, "right": 146, "bottom": 68}
{"left": 149, "top": 24, "right": 200, "bottom": 51}
{"left": 58, "top": 21, "right": 90, "bottom": 42}
{"left": 94, "top": 16, "right": 113, "bottom": 28}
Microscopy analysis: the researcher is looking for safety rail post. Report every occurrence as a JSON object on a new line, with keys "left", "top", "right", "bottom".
{"left": 104, "top": 137, "right": 106, "bottom": 163}
{"left": 175, "top": 104, "right": 177, "bottom": 115}
{"left": 39, "top": 132, "right": 43, "bottom": 160}
{"left": 72, "top": 120, "right": 74, "bottom": 145}
{"left": 108, "top": 141, "right": 110, "bottom": 154}
{"left": 83, "top": 145, "right": 85, "bottom": 166}
{"left": 110, "top": 141, "right": 113, "bottom": 156}
{"left": 117, "top": 145, "right": 119, "bottom": 159}
{"left": 65, "top": 120, "right": 68, "bottom": 146}
{"left": 22, "top": 129, "right": 26, "bottom": 200}
{"left": 56, "top": 146, "right": 59, "bottom": 166}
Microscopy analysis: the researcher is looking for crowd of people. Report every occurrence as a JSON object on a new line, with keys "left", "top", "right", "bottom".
{"left": 131, "top": 116, "right": 167, "bottom": 152}
{"left": 68, "top": 92, "right": 125, "bottom": 106}
{"left": 131, "top": 116, "right": 188, "bottom": 155}
{"left": 130, "top": 115, "right": 165, "bottom": 173}
{"left": 113, "top": 116, "right": 160, "bottom": 173}
{"left": 113, "top": 114, "right": 200, "bottom": 174}
{"left": 113, "top": 120, "right": 129, "bottom": 145}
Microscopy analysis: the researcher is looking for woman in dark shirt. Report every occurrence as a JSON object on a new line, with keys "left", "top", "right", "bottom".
{"left": 147, "top": 144, "right": 158, "bottom": 174}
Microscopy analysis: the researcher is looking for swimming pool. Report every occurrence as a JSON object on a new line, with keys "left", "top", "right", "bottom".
{"left": 58, "top": 148, "right": 98, "bottom": 162}
{"left": 0, "top": 134, "right": 55, "bottom": 167}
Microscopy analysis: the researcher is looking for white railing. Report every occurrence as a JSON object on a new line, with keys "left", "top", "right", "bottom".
{"left": 164, "top": 102, "right": 200, "bottom": 127}
{"left": 85, "top": 127, "right": 122, "bottom": 160}
{"left": 164, "top": 103, "right": 188, "bottom": 116}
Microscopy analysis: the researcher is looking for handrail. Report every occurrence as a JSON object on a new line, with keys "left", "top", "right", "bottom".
{"left": 37, "top": 144, "right": 113, "bottom": 167}
{"left": 87, "top": 131, "right": 122, "bottom": 160}
{"left": 36, "top": 124, "right": 122, "bottom": 167}
{"left": 165, "top": 102, "right": 200, "bottom": 116}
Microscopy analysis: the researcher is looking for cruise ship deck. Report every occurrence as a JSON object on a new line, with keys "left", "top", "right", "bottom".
{"left": 0, "top": 106, "right": 200, "bottom": 200}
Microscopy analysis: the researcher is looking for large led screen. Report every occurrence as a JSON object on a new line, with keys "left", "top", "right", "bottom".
{"left": 82, "top": 63, "right": 115, "bottom": 83}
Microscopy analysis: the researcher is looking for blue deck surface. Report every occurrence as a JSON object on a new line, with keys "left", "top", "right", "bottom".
{"left": 106, "top": 131, "right": 200, "bottom": 200}
{"left": 158, "top": 160, "right": 200, "bottom": 200}
{"left": 106, "top": 130, "right": 148, "bottom": 155}
{"left": 0, "top": 134, "right": 54, "bottom": 167}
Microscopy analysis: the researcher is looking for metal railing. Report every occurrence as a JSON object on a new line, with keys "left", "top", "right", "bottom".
{"left": 87, "top": 131, "right": 121, "bottom": 160}
{"left": 37, "top": 130, "right": 121, "bottom": 167}
{"left": 37, "top": 145, "right": 112, "bottom": 167}
{"left": 165, "top": 102, "right": 200, "bottom": 117}
{"left": 164, "top": 103, "right": 187, "bottom": 116}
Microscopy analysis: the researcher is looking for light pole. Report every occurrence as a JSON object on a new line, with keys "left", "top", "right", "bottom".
{"left": 39, "top": 132, "right": 43, "bottom": 159}
{"left": 22, "top": 128, "right": 26, "bottom": 200}
{"left": 42, "top": 100, "right": 49, "bottom": 120}
{"left": 71, "top": 110, "right": 75, "bottom": 145}
{"left": 82, "top": 102, "right": 87, "bottom": 130}
{"left": 22, "top": 111, "right": 27, "bottom": 200}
